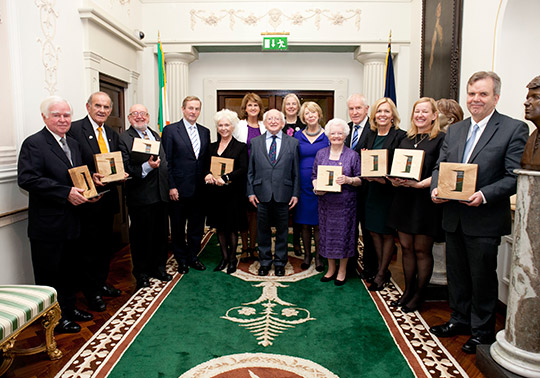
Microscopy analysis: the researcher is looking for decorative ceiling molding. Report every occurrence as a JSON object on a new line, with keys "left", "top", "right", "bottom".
{"left": 35, "top": 0, "right": 60, "bottom": 95}
{"left": 190, "top": 7, "right": 361, "bottom": 31}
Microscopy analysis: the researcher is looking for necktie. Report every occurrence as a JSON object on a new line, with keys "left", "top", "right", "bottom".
{"left": 142, "top": 130, "right": 150, "bottom": 140}
{"left": 269, "top": 135, "right": 277, "bottom": 164}
{"left": 188, "top": 125, "right": 200, "bottom": 158}
{"left": 60, "top": 137, "right": 72, "bottom": 164}
{"left": 351, "top": 124, "right": 360, "bottom": 149}
{"left": 97, "top": 126, "right": 108, "bottom": 153}
{"left": 462, "top": 124, "right": 480, "bottom": 163}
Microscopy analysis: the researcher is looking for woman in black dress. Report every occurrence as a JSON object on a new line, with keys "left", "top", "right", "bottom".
{"left": 388, "top": 97, "right": 445, "bottom": 311}
{"left": 362, "top": 98, "right": 406, "bottom": 291}
{"left": 204, "top": 109, "right": 248, "bottom": 274}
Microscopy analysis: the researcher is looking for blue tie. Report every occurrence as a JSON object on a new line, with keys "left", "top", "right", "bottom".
{"left": 462, "top": 124, "right": 479, "bottom": 163}
{"left": 351, "top": 124, "right": 360, "bottom": 149}
{"left": 269, "top": 135, "right": 277, "bottom": 164}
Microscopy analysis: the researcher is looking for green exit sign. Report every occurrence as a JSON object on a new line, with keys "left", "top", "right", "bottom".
{"left": 262, "top": 37, "right": 288, "bottom": 51}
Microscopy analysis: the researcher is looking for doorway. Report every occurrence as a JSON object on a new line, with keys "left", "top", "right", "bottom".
{"left": 217, "top": 90, "right": 334, "bottom": 125}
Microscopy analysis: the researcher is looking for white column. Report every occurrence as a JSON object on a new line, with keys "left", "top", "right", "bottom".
{"left": 490, "top": 169, "right": 540, "bottom": 377}
{"left": 164, "top": 50, "right": 198, "bottom": 122}
{"left": 355, "top": 51, "right": 386, "bottom": 106}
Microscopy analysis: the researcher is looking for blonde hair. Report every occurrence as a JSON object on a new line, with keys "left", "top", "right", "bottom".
{"left": 407, "top": 97, "right": 441, "bottom": 140}
{"left": 369, "top": 98, "right": 400, "bottom": 131}
{"left": 282, "top": 93, "right": 301, "bottom": 116}
{"left": 299, "top": 101, "right": 324, "bottom": 125}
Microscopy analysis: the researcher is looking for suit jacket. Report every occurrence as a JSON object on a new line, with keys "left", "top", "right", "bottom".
{"left": 345, "top": 118, "right": 372, "bottom": 153}
{"left": 431, "top": 111, "right": 529, "bottom": 237}
{"left": 161, "top": 119, "right": 210, "bottom": 198}
{"left": 119, "top": 126, "right": 169, "bottom": 207}
{"left": 18, "top": 128, "right": 83, "bottom": 241}
{"left": 247, "top": 132, "right": 300, "bottom": 203}
{"left": 68, "top": 115, "right": 121, "bottom": 214}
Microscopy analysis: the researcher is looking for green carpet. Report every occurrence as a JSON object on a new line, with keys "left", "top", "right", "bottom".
{"left": 108, "top": 237, "right": 414, "bottom": 377}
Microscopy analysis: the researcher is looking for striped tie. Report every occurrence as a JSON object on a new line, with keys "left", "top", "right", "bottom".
{"left": 351, "top": 124, "right": 360, "bottom": 149}
{"left": 188, "top": 125, "right": 200, "bottom": 158}
{"left": 462, "top": 124, "right": 479, "bottom": 163}
{"left": 97, "top": 126, "right": 108, "bottom": 153}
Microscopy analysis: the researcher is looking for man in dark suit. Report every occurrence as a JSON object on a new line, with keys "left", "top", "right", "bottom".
{"left": 162, "top": 96, "right": 210, "bottom": 274}
{"left": 430, "top": 71, "right": 529, "bottom": 353}
{"left": 68, "top": 91, "right": 125, "bottom": 312}
{"left": 344, "top": 94, "right": 377, "bottom": 280}
{"left": 247, "top": 109, "right": 300, "bottom": 277}
{"left": 18, "top": 96, "right": 96, "bottom": 333}
{"left": 119, "top": 104, "right": 171, "bottom": 289}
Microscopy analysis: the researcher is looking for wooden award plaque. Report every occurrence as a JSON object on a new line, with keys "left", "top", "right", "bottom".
{"left": 132, "top": 138, "right": 160, "bottom": 156}
{"left": 361, "top": 149, "right": 388, "bottom": 177}
{"left": 316, "top": 165, "right": 342, "bottom": 192}
{"left": 388, "top": 148, "right": 425, "bottom": 181}
{"left": 437, "top": 162, "right": 478, "bottom": 201}
{"left": 68, "top": 165, "right": 98, "bottom": 198}
{"left": 210, "top": 156, "right": 234, "bottom": 177}
{"left": 93, "top": 151, "right": 125, "bottom": 183}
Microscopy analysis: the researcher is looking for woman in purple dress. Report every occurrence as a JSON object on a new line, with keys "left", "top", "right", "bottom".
{"left": 233, "top": 93, "right": 266, "bottom": 262}
{"left": 313, "top": 118, "right": 362, "bottom": 286}
{"left": 294, "top": 101, "right": 329, "bottom": 271}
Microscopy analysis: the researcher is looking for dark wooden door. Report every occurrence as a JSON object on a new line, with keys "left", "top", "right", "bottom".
{"left": 217, "top": 90, "right": 334, "bottom": 125}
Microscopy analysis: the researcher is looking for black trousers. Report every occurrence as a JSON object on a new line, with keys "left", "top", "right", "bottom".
{"left": 257, "top": 200, "right": 289, "bottom": 268}
{"left": 30, "top": 238, "right": 78, "bottom": 313}
{"left": 169, "top": 194, "right": 205, "bottom": 264}
{"left": 78, "top": 204, "right": 115, "bottom": 297}
{"left": 129, "top": 202, "right": 169, "bottom": 278}
{"left": 446, "top": 224, "right": 500, "bottom": 337}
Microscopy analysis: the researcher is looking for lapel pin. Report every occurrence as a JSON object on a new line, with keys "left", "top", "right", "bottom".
{"left": 89, "top": 135, "right": 94, "bottom": 139}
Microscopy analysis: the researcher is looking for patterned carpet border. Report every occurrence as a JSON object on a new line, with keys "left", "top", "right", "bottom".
{"left": 54, "top": 231, "right": 214, "bottom": 378}
{"left": 56, "top": 232, "right": 469, "bottom": 378}
{"left": 366, "top": 279, "right": 469, "bottom": 378}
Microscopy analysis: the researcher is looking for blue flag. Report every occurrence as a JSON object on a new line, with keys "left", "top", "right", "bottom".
{"left": 384, "top": 42, "right": 397, "bottom": 105}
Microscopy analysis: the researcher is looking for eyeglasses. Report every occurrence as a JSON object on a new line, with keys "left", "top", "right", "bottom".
{"left": 129, "top": 111, "right": 148, "bottom": 117}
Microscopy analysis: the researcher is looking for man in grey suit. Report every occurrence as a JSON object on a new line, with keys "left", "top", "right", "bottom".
{"left": 119, "top": 104, "right": 171, "bottom": 289}
{"left": 247, "top": 109, "right": 300, "bottom": 277}
{"left": 429, "top": 71, "right": 529, "bottom": 353}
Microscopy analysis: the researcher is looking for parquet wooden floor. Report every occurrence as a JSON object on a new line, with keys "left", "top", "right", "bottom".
{"left": 2, "top": 244, "right": 502, "bottom": 378}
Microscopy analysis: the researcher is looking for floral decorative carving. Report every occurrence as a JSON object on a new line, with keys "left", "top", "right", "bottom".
{"left": 191, "top": 8, "right": 362, "bottom": 31}
{"left": 35, "top": 0, "right": 60, "bottom": 95}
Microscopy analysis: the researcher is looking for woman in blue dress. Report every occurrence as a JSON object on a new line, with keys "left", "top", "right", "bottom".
{"left": 294, "top": 101, "right": 329, "bottom": 271}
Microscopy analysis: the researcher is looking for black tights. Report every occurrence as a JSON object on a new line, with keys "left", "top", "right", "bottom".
{"left": 370, "top": 231, "right": 395, "bottom": 286}
{"left": 301, "top": 225, "right": 321, "bottom": 266}
{"left": 217, "top": 231, "right": 238, "bottom": 262}
{"left": 397, "top": 232, "right": 434, "bottom": 308}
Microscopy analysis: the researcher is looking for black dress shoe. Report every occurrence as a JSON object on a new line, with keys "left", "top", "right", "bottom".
{"left": 275, "top": 266, "right": 285, "bottom": 276}
{"left": 227, "top": 259, "right": 238, "bottom": 275}
{"left": 64, "top": 308, "right": 94, "bottom": 322}
{"left": 258, "top": 266, "right": 270, "bottom": 276}
{"left": 462, "top": 335, "right": 495, "bottom": 354}
{"left": 87, "top": 295, "right": 106, "bottom": 312}
{"left": 320, "top": 272, "right": 337, "bottom": 282}
{"left": 136, "top": 274, "right": 151, "bottom": 288}
{"left": 55, "top": 318, "right": 81, "bottom": 334}
{"left": 214, "top": 259, "right": 227, "bottom": 272}
{"left": 101, "top": 284, "right": 121, "bottom": 297}
{"left": 178, "top": 263, "right": 189, "bottom": 274}
{"left": 151, "top": 271, "right": 172, "bottom": 282}
{"left": 315, "top": 264, "right": 325, "bottom": 272}
{"left": 429, "top": 322, "right": 471, "bottom": 337}
{"left": 190, "top": 259, "right": 206, "bottom": 271}
{"left": 334, "top": 277, "right": 346, "bottom": 286}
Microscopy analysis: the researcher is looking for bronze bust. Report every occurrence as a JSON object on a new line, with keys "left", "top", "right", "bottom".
{"left": 521, "top": 75, "right": 540, "bottom": 170}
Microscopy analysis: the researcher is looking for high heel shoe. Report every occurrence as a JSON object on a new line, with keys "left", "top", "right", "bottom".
{"left": 334, "top": 276, "right": 347, "bottom": 286}
{"left": 390, "top": 294, "right": 409, "bottom": 307}
{"left": 314, "top": 258, "right": 324, "bottom": 272}
{"left": 320, "top": 271, "right": 337, "bottom": 282}
{"left": 368, "top": 271, "right": 391, "bottom": 292}
{"left": 401, "top": 304, "right": 418, "bottom": 313}
{"left": 240, "top": 247, "right": 256, "bottom": 263}
{"left": 226, "top": 259, "right": 238, "bottom": 274}
{"left": 300, "top": 256, "right": 312, "bottom": 270}
{"left": 214, "top": 259, "right": 227, "bottom": 271}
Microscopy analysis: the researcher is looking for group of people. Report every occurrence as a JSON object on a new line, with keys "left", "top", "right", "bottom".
{"left": 18, "top": 70, "right": 537, "bottom": 356}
